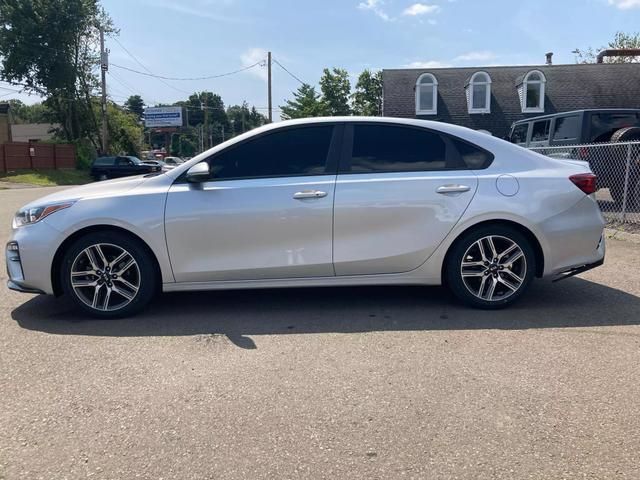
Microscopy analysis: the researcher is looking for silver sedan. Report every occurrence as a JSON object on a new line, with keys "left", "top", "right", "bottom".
{"left": 6, "top": 117, "right": 605, "bottom": 317}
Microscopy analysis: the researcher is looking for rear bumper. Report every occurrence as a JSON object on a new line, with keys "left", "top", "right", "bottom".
{"left": 552, "top": 257, "right": 605, "bottom": 282}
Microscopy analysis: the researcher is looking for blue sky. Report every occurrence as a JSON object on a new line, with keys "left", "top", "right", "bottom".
{"left": 4, "top": 0, "right": 640, "bottom": 116}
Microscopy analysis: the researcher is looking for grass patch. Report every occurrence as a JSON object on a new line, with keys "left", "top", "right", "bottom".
{"left": 0, "top": 169, "right": 92, "bottom": 186}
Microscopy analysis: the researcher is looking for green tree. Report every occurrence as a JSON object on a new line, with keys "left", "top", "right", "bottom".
{"left": 124, "top": 95, "right": 145, "bottom": 119}
{"left": 280, "top": 83, "right": 326, "bottom": 120}
{"left": 575, "top": 31, "right": 640, "bottom": 63}
{"left": 0, "top": 0, "right": 114, "bottom": 152}
{"left": 104, "top": 103, "right": 143, "bottom": 156}
{"left": 352, "top": 70, "right": 383, "bottom": 116}
{"left": 227, "top": 101, "right": 267, "bottom": 136}
{"left": 319, "top": 68, "right": 351, "bottom": 116}
{"left": 7, "top": 100, "right": 52, "bottom": 124}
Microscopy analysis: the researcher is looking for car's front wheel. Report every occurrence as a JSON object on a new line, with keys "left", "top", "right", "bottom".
{"left": 445, "top": 225, "right": 535, "bottom": 309}
{"left": 60, "top": 231, "right": 157, "bottom": 318}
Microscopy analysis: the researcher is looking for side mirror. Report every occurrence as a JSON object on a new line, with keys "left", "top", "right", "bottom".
{"left": 186, "top": 162, "right": 210, "bottom": 183}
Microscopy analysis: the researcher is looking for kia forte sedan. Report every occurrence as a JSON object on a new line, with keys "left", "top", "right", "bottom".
{"left": 6, "top": 118, "right": 605, "bottom": 318}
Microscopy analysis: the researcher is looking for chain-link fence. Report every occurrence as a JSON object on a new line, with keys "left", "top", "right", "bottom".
{"left": 530, "top": 141, "right": 640, "bottom": 225}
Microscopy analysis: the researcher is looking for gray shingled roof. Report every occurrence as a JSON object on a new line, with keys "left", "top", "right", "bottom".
{"left": 382, "top": 63, "right": 640, "bottom": 138}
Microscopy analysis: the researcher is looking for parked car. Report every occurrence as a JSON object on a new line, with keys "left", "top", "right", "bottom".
{"left": 508, "top": 109, "right": 640, "bottom": 204}
{"left": 162, "top": 156, "right": 184, "bottom": 170}
{"left": 8, "top": 117, "right": 605, "bottom": 318}
{"left": 91, "top": 156, "right": 161, "bottom": 181}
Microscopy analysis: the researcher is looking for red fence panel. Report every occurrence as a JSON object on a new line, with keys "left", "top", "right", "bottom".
{"left": 4, "top": 143, "right": 31, "bottom": 170}
{"left": 54, "top": 144, "right": 76, "bottom": 168}
{"left": 0, "top": 142, "right": 76, "bottom": 170}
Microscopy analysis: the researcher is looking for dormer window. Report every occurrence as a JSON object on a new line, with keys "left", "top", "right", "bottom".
{"left": 518, "top": 70, "right": 546, "bottom": 113}
{"left": 466, "top": 72, "right": 491, "bottom": 114}
{"left": 415, "top": 73, "right": 438, "bottom": 115}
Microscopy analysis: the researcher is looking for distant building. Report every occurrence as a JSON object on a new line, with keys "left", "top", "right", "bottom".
{"left": 10, "top": 123, "right": 58, "bottom": 142}
{"left": 382, "top": 58, "right": 640, "bottom": 139}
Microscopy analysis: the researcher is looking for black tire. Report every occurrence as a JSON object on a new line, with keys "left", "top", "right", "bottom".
{"left": 445, "top": 225, "right": 536, "bottom": 309}
{"left": 60, "top": 231, "right": 157, "bottom": 318}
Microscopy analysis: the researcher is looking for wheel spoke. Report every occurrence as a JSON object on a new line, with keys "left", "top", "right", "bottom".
{"left": 486, "top": 236, "right": 498, "bottom": 260}
{"left": 114, "top": 258, "right": 136, "bottom": 276}
{"left": 476, "top": 240, "right": 488, "bottom": 262}
{"left": 498, "top": 275, "right": 520, "bottom": 292}
{"left": 109, "top": 251, "right": 129, "bottom": 269}
{"left": 505, "top": 250, "right": 524, "bottom": 266}
{"left": 101, "top": 288, "right": 112, "bottom": 311}
{"left": 462, "top": 260, "right": 485, "bottom": 268}
{"left": 72, "top": 270, "right": 95, "bottom": 277}
{"left": 462, "top": 271, "right": 486, "bottom": 278}
{"left": 72, "top": 278, "right": 98, "bottom": 288}
{"left": 502, "top": 269, "right": 523, "bottom": 284}
{"left": 111, "top": 284, "right": 135, "bottom": 301}
{"left": 94, "top": 245, "right": 109, "bottom": 270}
{"left": 485, "top": 278, "right": 497, "bottom": 300}
{"left": 498, "top": 243, "right": 518, "bottom": 262}
{"left": 114, "top": 276, "right": 139, "bottom": 293}
{"left": 91, "top": 284, "right": 102, "bottom": 308}
{"left": 84, "top": 248, "right": 100, "bottom": 271}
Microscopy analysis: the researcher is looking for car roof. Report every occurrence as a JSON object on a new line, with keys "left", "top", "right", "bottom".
{"left": 511, "top": 108, "right": 640, "bottom": 125}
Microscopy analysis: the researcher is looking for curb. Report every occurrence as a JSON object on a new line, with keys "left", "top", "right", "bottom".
{"left": 605, "top": 227, "right": 640, "bottom": 245}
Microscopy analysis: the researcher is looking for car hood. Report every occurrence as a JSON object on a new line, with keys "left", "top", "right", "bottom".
{"left": 21, "top": 175, "right": 148, "bottom": 209}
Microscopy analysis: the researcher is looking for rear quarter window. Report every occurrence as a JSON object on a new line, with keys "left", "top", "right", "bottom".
{"left": 451, "top": 139, "right": 494, "bottom": 170}
{"left": 590, "top": 113, "right": 640, "bottom": 143}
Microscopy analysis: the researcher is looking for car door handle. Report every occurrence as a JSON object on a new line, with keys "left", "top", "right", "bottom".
{"left": 436, "top": 184, "right": 471, "bottom": 194}
{"left": 293, "top": 190, "right": 328, "bottom": 199}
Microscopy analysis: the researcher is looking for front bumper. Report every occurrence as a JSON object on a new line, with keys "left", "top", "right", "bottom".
{"left": 7, "top": 280, "right": 45, "bottom": 294}
{"left": 5, "top": 220, "right": 64, "bottom": 295}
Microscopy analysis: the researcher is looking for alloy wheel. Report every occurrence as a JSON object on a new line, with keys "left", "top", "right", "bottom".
{"left": 70, "top": 243, "right": 140, "bottom": 312}
{"left": 459, "top": 235, "right": 527, "bottom": 302}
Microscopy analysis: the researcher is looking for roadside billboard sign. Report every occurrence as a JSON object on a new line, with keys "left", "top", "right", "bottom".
{"left": 144, "top": 107, "right": 183, "bottom": 128}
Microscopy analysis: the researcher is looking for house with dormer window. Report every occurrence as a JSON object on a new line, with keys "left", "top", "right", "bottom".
{"left": 382, "top": 56, "right": 640, "bottom": 139}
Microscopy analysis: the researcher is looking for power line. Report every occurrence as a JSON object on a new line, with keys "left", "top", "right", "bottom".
{"left": 272, "top": 57, "right": 306, "bottom": 85}
{"left": 111, "top": 37, "right": 192, "bottom": 95}
{"left": 110, "top": 61, "right": 264, "bottom": 81}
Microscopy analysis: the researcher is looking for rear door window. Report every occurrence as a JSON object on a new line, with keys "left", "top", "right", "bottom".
{"left": 531, "top": 120, "right": 551, "bottom": 143}
{"left": 347, "top": 124, "right": 448, "bottom": 173}
{"left": 552, "top": 115, "right": 580, "bottom": 142}
{"left": 510, "top": 124, "right": 529, "bottom": 145}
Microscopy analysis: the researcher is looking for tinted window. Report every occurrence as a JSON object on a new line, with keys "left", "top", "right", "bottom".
{"left": 590, "top": 113, "right": 640, "bottom": 143}
{"left": 451, "top": 139, "right": 493, "bottom": 169}
{"left": 93, "top": 157, "right": 115, "bottom": 166}
{"left": 349, "top": 124, "right": 447, "bottom": 173}
{"left": 531, "top": 120, "right": 550, "bottom": 142}
{"left": 510, "top": 124, "right": 528, "bottom": 144}
{"left": 552, "top": 115, "right": 580, "bottom": 141}
{"left": 208, "top": 126, "right": 333, "bottom": 179}
{"left": 117, "top": 157, "right": 134, "bottom": 166}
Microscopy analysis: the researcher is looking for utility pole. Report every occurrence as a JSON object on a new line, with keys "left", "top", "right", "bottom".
{"left": 267, "top": 51, "right": 272, "bottom": 123}
{"left": 99, "top": 27, "right": 109, "bottom": 154}
{"left": 202, "top": 94, "right": 208, "bottom": 150}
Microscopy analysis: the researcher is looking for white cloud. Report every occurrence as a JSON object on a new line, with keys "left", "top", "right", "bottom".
{"left": 608, "top": 0, "right": 640, "bottom": 9}
{"left": 358, "top": 0, "right": 391, "bottom": 21}
{"left": 454, "top": 50, "right": 497, "bottom": 62}
{"left": 241, "top": 48, "right": 268, "bottom": 81}
{"left": 402, "top": 3, "right": 440, "bottom": 16}
{"left": 405, "top": 60, "right": 451, "bottom": 68}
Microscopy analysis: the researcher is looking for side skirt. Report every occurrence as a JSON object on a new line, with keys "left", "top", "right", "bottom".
{"left": 162, "top": 273, "right": 437, "bottom": 292}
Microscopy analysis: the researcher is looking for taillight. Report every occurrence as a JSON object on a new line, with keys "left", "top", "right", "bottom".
{"left": 569, "top": 173, "right": 597, "bottom": 195}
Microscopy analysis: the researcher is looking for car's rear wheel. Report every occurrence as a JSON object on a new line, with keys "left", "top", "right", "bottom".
{"left": 60, "top": 231, "right": 157, "bottom": 318}
{"left": 445, "top": 225, "right": 535, "bottom": 309}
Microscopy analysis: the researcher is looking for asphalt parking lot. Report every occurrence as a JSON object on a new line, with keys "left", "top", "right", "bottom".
{"left": 1, "top": 187, "right": 640, "bottom": 479}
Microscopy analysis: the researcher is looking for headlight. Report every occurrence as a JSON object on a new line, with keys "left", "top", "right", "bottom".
{"left": 13, "top": 202, "right": 75, "bottom": 228}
